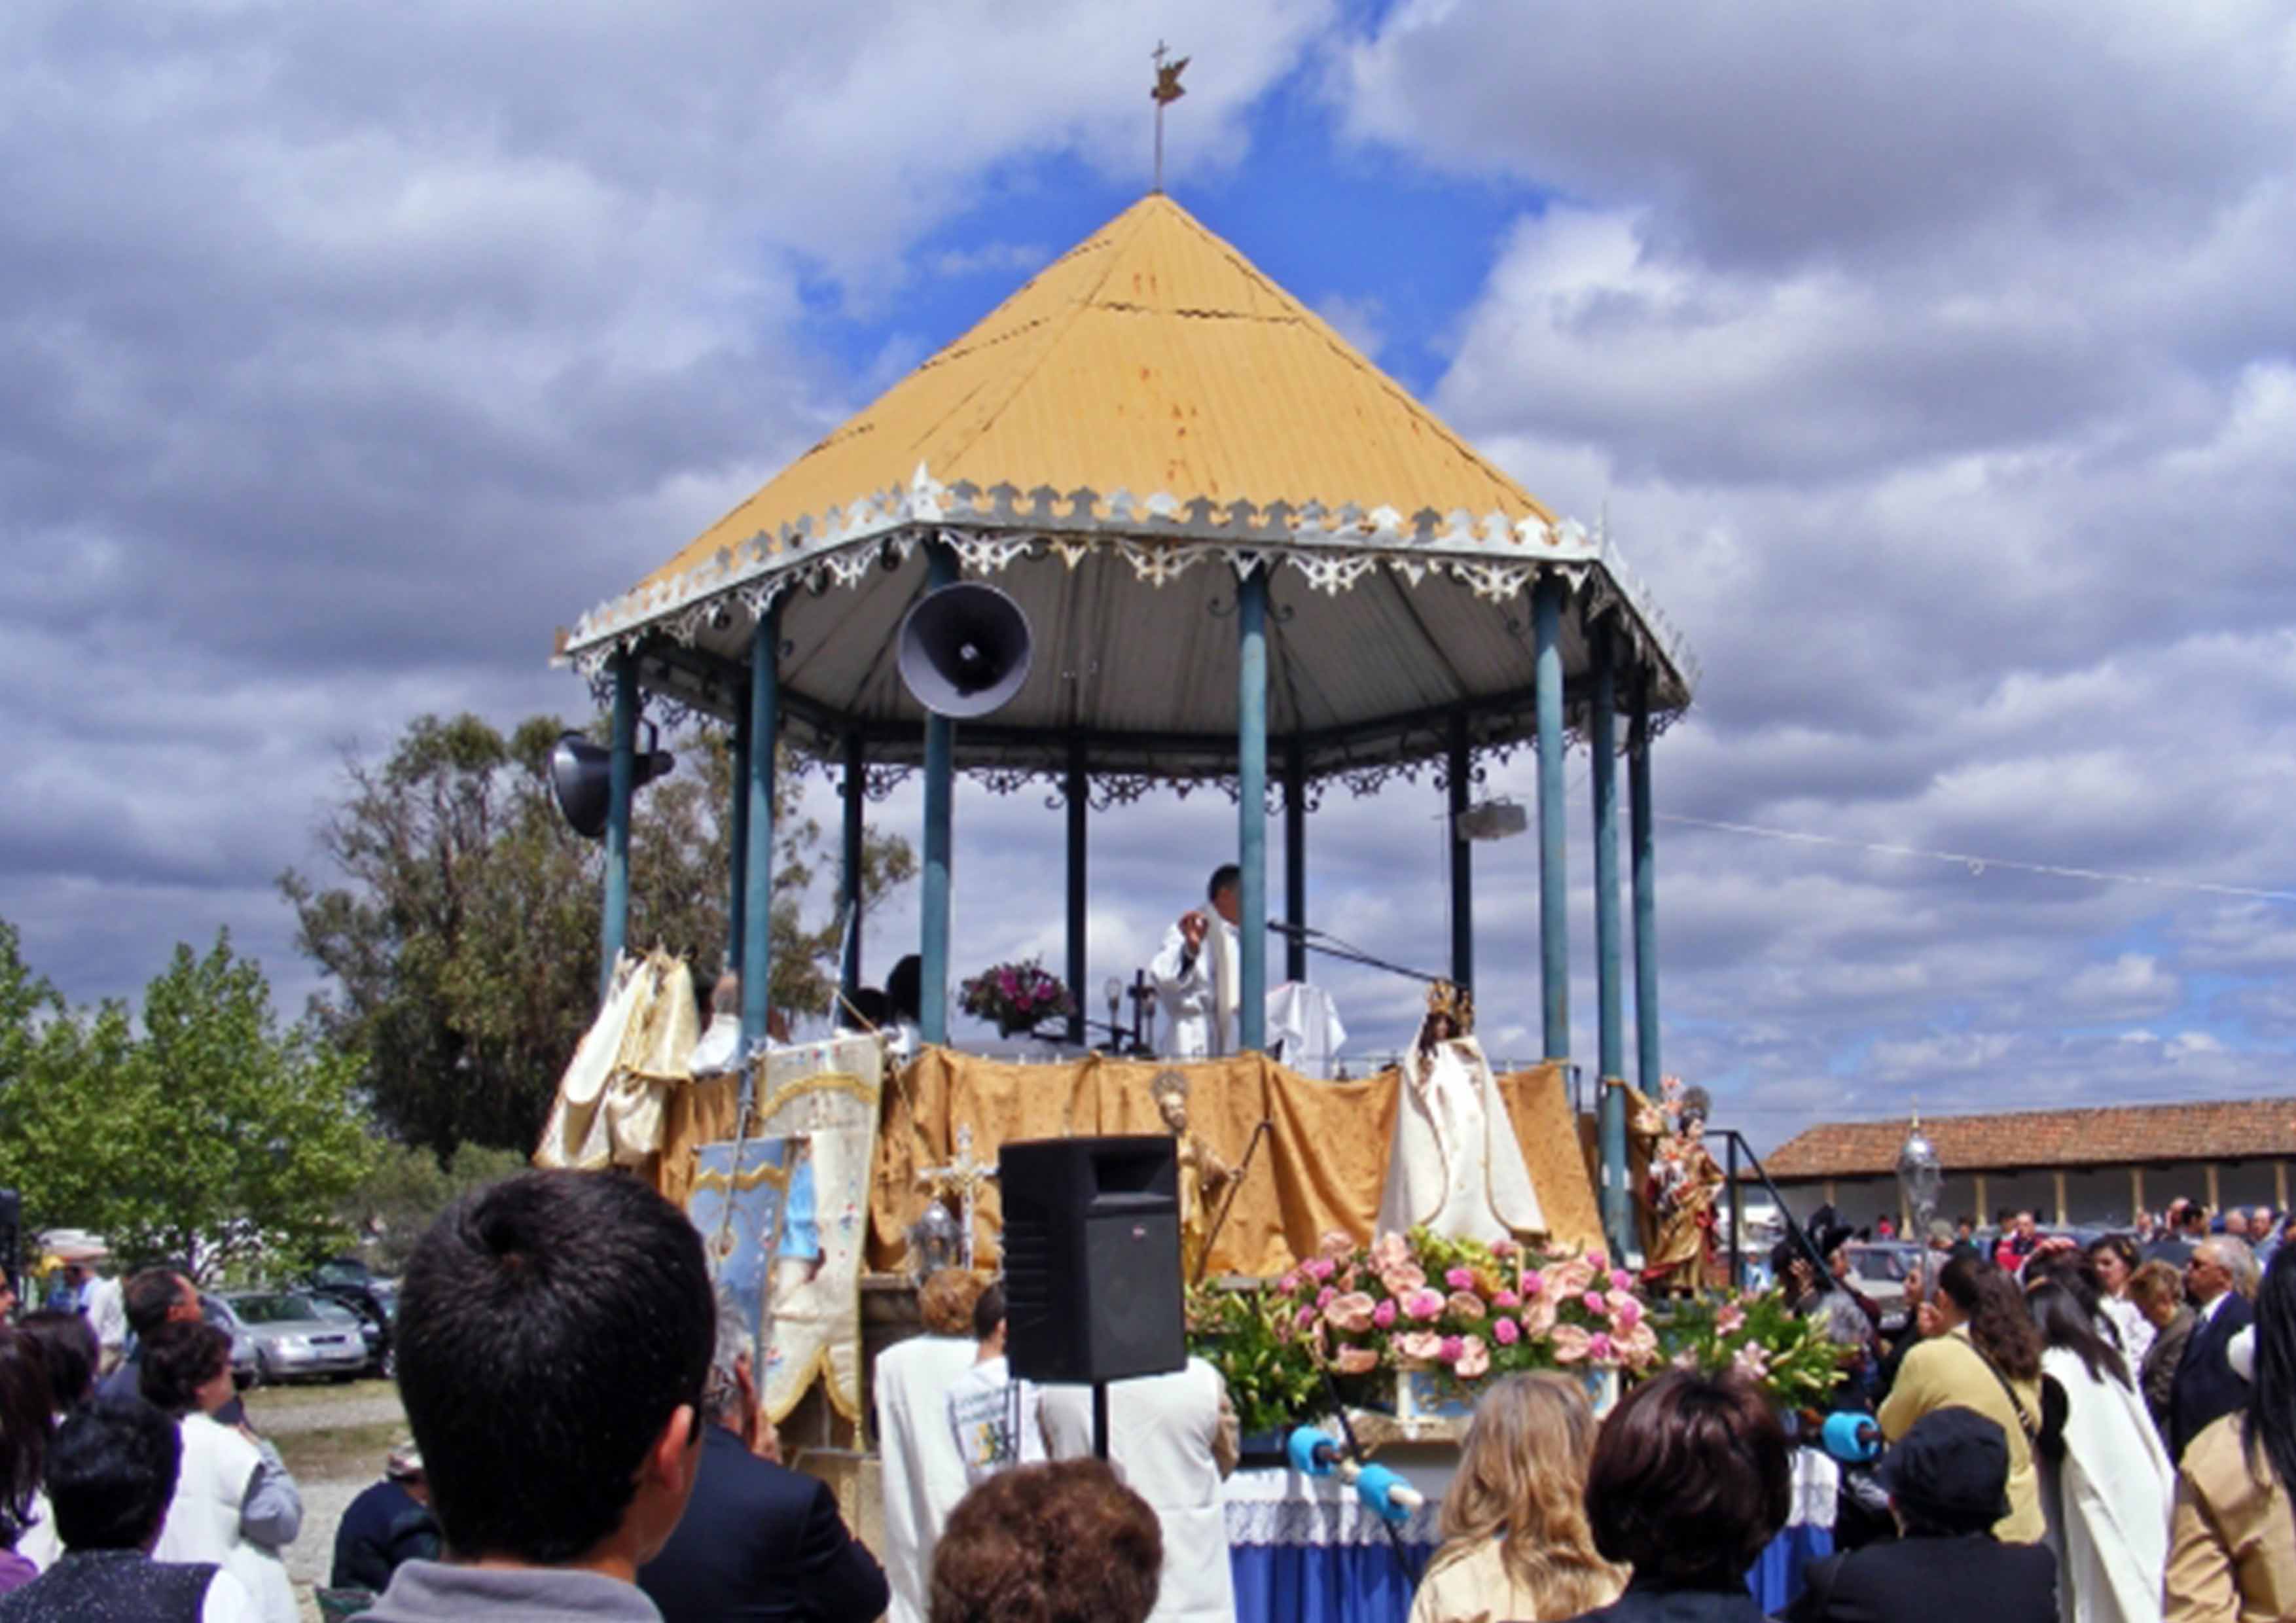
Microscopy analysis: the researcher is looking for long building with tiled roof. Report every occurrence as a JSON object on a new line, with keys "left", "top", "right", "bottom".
{"left": 1757, "top": 1096, "right": 2296, "bottom": 1234}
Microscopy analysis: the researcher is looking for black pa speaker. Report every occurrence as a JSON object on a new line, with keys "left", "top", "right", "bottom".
{"left": 1001, "top": 1136, "right": 1185, "bottom": 1385}
{"left": 897, "top": 582, "right": 1033, "bottom": 718}
{"left": 548, "top": 729, "right": 675, "bottom": 840}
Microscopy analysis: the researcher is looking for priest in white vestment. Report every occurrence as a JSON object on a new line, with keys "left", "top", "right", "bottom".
{"left": 1375, "top": 982, "right": 1545, "bottom": 1245}
{"left": 1039, "top": 1357, "right": 1240, "bottom": 1623}
{"left": 872, "top": 1271, "right": 986, "bottom": 1623}
{"left": 1150, "top": 864, "right": 1242, "bottom": 1059}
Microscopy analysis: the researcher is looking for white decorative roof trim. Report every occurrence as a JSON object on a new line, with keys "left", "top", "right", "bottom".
{"left": 560, "top": 468, "right": 1699, "bottom": 701}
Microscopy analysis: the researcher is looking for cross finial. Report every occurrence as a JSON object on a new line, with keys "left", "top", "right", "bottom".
{"left": 1151, "top": 43, "right": 1189, "bottom": 193}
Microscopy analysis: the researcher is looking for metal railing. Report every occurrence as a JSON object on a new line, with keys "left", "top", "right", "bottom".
{"left": 1704, "top": 1126, "right": 1833, "bottom": 1293}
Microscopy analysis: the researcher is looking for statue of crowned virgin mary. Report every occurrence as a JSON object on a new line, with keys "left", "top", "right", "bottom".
{"left": 1373, "top": 982, "right": 1545, "bottom": 1244}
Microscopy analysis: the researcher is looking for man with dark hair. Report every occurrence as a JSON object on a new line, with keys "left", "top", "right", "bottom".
{"left": 0, "top": 1397, "right": 259, "bottom": 1620}
{"left": 95, "top": 1267, "right": 202, "bottom": 1402}
{"left": 1786, "top": 1407, "right": 2056, "bottom": 1623}
{"left": 1150, "top": 863, "right": 1245, "bottom": 1058}
{"left": 360, "top": 1169, "right": 717, "bottom": 1621}
{"left": 944, "top": 1281, "right": 1043, "bottom": 1488}
{"left": 637, "top": 1296, "right": 886, "bottom": 1623}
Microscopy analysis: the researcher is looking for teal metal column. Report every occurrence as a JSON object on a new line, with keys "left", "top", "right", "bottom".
{"left": 1590, "top": 624, "right": 1630, "bottom": 1255}
{"left": 1282, "top": 736, "right": 1307, "bottom": 983}
{"left": 726, "top": 703, "right": 750, "bottom": 974}
{"left": 1631, "top": 673, "right": 1662, "bottom": 1095}
{"left": 1447, "top": 711, "right": 1473, "bottom": 993}
{"left": 1534, "top": 576, "right": 1570, "bottom": 1059}
{"left": 1236, "top": 568, "right": 1269, "bottom": 1052}
{"left": 840, "top": 730, "right": 865, "bottom": 1010}
{"left": 600, "top": 656, "right": 637, "bottom": 1001}
{"left": 919, "top": 544, "right": 958, "bottom": 1045}
{"left": 1065, "top": 736, "right": 1088, "bottom": 1047}
{"left": 740, "top": 603, "right": 780, "bottom": 1050}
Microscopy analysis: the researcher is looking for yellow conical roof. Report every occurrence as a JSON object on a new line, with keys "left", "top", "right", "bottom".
{"left": 643, "top": 193, "right": 1553, "bottom": 588}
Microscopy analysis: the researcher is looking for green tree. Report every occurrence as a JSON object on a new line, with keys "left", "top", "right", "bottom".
{"left": 0, "top": 929, "right": 378, "bottom": 1281}
{"left": 281, "top": 711, "right": 913, "bottom": 1157}
{"left": 339, "top": 1139, "right": 531, "bottom": 1274}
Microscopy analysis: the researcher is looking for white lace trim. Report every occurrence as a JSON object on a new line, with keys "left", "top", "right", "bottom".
{"left": 1223, "top": 1467, "right": 1443, "bottom": 1548}
{"left": 561, "top": 464, "right": 1699, "bottom": 703}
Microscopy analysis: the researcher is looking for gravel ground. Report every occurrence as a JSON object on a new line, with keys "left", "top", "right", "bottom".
{"left": 235, "top": 1380, "right": 409, "bottom": 1623}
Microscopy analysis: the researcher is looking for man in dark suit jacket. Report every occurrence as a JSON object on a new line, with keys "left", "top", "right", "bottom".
{"left": 2168, "top": 1238, "right": 2256, "bottom": 1461}
{"left": 637, "top": 1343, "right": 888, "bottom": 1623}
{"left": 1789, "top": 1407, "right": 2056, "bottom": 1623}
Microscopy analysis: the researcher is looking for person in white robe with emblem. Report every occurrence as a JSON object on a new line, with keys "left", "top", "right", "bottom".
{"left": 1150, "top": 865, "right": 1242, "bottom": 1060}
{"left": 872, "top": 1270, "right": 986, "bottom": 1623}
{"left": 1375, "top": 982, "right": 1544, "bottom": 1245}
{"left": 1039, "top": 1357, "right": 1240, "bottom": 1623}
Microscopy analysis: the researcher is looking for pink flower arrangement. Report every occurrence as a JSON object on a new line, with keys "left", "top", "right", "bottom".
{"left": 1444, "top": 1267, "right": 1477, "bottom": 1291}
{"left": 1455, "top": 1336, "right": 1490, "bottom": 1379}
{"left": 1325, "top": 1293, "right": 1376, "bottom": 1333}
{"left": 1404, "top": 1288, "right": 1446, "bottom": 1322}
{"left": 1493, "top": 1289, "right": 1520, "bottom": 1310}
{"left": 1494, "top": 1317, "right": 1521, "bottom": 1346}
{"left": 1439, "top": 1335, "right": 1464, "bottom": 1363}
{"left": 1583, "top": 1290, "right": 1609, "bottom": 1315}
{"left": 1446, "top": 1291, "right": 1487, "bottom": 1322}
{"left": 1304, "top": 1257, "right": 1336, "bottom": 1283}
{"left": 1715, "top": 1303, "right": 1746, "bottom": 1336}
{"left": 1335, "top": 1344, "right": 1380, "bottom": 1374}
{"left": 1371, "top": 1298, "right": 1397, "bottom": 1329}
{"left": 1316, "top": 1286, "right": 1336, "bottom": 1309}
{"left": 1397, "top": 1330, "right": 1443, "bottom": 1362}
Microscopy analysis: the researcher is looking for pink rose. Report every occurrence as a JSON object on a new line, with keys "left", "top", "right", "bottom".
{"left": 1446, "top": 1290, "right": 1487, "bottom": 1322}
{"left": 1583, "top": 1291, "right": 1609, "bottom": 1315}
{"left": 1325, "top": 1292, "right": 1376, "bottom": 1333}
{"left": 1587, "top": 1251, "right": 1609, "bottom": 1273}
{"left": 1492, "top": 1289, "right": 1520, "bottom": 1310}
{"left": 1445, "top": 1267, "right": 1476, "bottom": 1291}
{"left": 1715, "top": 1303, "right": 1746, "bottom": 1336}
{"left": 1491, "top": 1238, "right": 1520, "bottom": 1258}
{"left": 1372, "top": 1298, "right": 1398, "bottom": 1329}
{"left": 1494, "top": 1317, "right": 1521, "bottom": 1346}
{"left": 1278, "top": 1270, "right": 1302, "bottom": 1293}
{"left": 1519, "top": 1272, "right": 1545, "bottom": 1297}
{"left": 1551, "top": 1324, "right": 1592, "bottom": 1363}
{"left": 1380, "top": 1263, "right": 1427, "bottom": 1296}
{"left": 1405, "top": 1289, "right": 1445, "bottom": 1322}
{"left": 1295, "top": 1306, "right": 1316, "bottom": 1332}
{"left": 1616, "top": 1323, "right": 1661, "bottom": 1368}
{"left": 1611, "top": 1269, "right": 1634, "bottom": 1293}
{"left": 1369, "top": 1232, "right": 1412, "bottom": 1273}
{"left": 1456, "top": 1336, "right": 1490, "bottom": 1380}
{"left": 1609, "top": 1293, "right": 1642, "bottom": 1331}
{"left": 1397, "top": 1330, "right": 1443, "bottom": 1362}
{"left": 1319, "top": 1230, "right": 1355, "bottom": 1259}
{"left": 1587, "top": 1331, "right": 1616, "bottom": 1363}
{"left": 1304, "top": 1257, "right": 1336, "bottom": 1282}
{"left": 1335, "top": 1344, "right": 1380, "bottom": 1374}
{"left": 1521, "top": 1296, "right": 1558, "bottom": 1337}
{"left": 1439, "top": 1335, "right": 1464, "bottom": 1363}
{"left": 1316, "top": 1286, "right": 1336, "bottom": 1309}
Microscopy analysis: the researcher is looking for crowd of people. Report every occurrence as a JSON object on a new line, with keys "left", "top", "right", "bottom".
{"left": 0, "top": 1169, "right": 2284, "bottom": 1623}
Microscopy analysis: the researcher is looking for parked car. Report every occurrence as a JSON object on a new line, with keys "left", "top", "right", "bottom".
{"left": 221, "top": 1291, "right": 369, "bottom": 1384}
{"left": 200, "top": 1294, "right": 260, "bottom": 1391}
{"left": 1842, "top": 1241, "right": 1922, "bottom": 1334}
{"left": 310, "top": 1291, "right": 391, "bottom": 1378}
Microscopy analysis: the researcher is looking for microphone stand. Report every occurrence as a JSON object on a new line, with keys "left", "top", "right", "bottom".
{"left": 1265, "top": 919, "right": 1443, "bottom": 986}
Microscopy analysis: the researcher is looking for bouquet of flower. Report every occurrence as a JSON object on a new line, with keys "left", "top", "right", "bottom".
{"left": 1654, "top": 1289, "right": 1843, "bottom": 1412}
{"left": 958, "top": 958, "right": 1076, "bottom": 1037}
{"left": 1186, "top": 1284, "right": 1327, "bottom": 1436}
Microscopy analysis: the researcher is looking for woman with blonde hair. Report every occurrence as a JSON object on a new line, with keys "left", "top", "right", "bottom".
{"left": 1410, "top": 1373, "right": 1627, "bottom": 1623}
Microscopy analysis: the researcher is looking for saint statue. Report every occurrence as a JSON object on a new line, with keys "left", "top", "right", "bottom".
{"left": 1151, "top": 1069, "right": 1233, "bottom": 1275}
{"left": 1638, "top": 1079, "right": 1725, "bottom": 1294}
{"left": 1373, "top": 982, "right": 1545, "bottom": 1245}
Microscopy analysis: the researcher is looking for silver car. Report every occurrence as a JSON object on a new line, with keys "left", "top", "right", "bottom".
{"left": 199, "top": 1294, "right": 260, "bottom": 1390}
{"left": 221, "top": 1291, "right": 369, "bottom": 1383}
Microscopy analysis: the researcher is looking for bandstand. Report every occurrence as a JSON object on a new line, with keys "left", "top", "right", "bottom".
{"left": 555, "top": 192, "right": 1697, "bottom": 1260}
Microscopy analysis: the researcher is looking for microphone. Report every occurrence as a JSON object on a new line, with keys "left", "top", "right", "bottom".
{"left": 1821, "top": 1412, "right": 1882, "bottom": 1465}
{"left": 1286, "top": 1426, "right": 1424, "bottom": 1522}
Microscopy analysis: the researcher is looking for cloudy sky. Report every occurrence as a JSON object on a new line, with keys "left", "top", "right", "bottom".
{"left": 8, "top": 1, "right": 2295, "bottom": 1149}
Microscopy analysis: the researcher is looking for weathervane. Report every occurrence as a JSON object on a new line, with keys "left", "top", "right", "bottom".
{"left": 1151, "top": 42, "right": 1189, "bottom": 194}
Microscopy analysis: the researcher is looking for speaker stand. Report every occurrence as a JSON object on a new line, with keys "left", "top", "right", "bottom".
{"left": 1091, "top": 1381, "right": 1110, "bottom": 1461}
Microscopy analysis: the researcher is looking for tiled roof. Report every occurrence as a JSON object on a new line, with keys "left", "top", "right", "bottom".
{"left": 1761, "top": 1097, "right": 2296, "bottom": 1179}
{"left": 639, "top": 192, "right": 1554, "bottom": 590}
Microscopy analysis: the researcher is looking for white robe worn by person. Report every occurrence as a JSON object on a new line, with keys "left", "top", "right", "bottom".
{"left": 2039, "top": 1344, "right": 2174, "bottom": 1623}
{"left": 1375, "top": 1035, "right": 1545, "bottom": 1245}
{"left": 151, "top": 1412, "right": 298, "bottom": 1623}
{"left": 1039, "top": 1358, "right": 1238, "bottom": 1623}
{"left": 873, "top": 1332, "right": 982, "bottom": 1623}
{"left": 1151, "top": 917, "right": 1238, "bottom": 1060}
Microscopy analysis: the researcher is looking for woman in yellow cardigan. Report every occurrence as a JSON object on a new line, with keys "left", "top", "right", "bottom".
{"left": 1878, "top": 1255, "right": 2047, "bottom": 1543}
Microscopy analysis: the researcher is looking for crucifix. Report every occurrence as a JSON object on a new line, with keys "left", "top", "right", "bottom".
{"left": 916, "top": 1124, "right": 999, "bottom": 1270}
{"left": 1151, "top": 42, "right": 1189, "bottom": 194}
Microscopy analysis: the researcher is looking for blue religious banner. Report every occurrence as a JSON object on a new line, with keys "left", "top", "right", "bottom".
{"left": 689, "top": 1137, "right": 800, "bottom": 1372}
